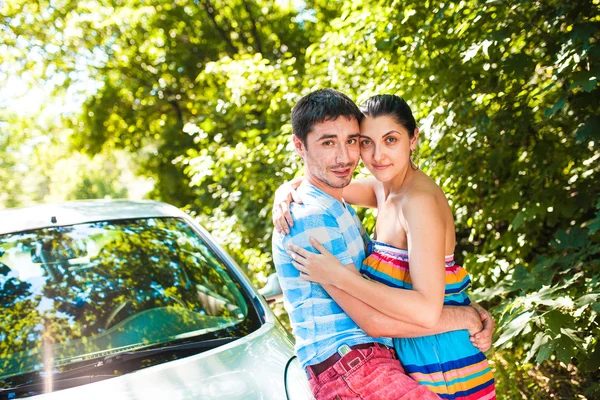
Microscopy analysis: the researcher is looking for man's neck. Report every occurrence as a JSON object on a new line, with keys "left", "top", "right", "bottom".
{"left": 304, "top": 175, "right": 345, "bottom": 203}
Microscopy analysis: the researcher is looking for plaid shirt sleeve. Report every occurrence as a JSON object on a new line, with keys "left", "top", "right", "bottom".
{"left": 281, "top": 205, "right": 355, "bottom": 267}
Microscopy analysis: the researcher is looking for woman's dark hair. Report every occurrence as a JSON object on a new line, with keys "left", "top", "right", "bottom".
{"left": 292, "top": 88, "right": 363, "bottom": 146}
{"left": 360, "top": 94, "right": 416, "bottom": 138}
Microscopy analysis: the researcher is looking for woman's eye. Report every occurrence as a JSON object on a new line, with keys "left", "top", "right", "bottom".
{"left": 360, "top": 140, "right": 372, "bottom": 147}
{"left": 386, "top": 137, "right": 397, "bottom": 144}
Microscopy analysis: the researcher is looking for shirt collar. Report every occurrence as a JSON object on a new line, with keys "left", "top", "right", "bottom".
{"left": 297, "top": 180, "right": 348, "bottom": 210}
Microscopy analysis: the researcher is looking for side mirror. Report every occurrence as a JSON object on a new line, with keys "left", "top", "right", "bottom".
{"left": 258, "top": 273, "right": 283, "bottom": 304}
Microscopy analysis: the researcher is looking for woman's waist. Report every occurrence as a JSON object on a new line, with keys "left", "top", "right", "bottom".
{"left": 360, "top": 265, "right": 472, "bottom": 297}
{"left": 393, "top": 328, "right": 471, "bottom": 343}
{"left": 368, "top": 239, "right": 455, "bottom": 264}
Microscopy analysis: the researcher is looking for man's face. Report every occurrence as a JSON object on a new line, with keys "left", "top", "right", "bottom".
{"left": 294, "top": 117, "right": 361, "bottom": 194}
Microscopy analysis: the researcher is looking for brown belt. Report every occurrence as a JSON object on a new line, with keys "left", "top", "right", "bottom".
{"left": 307, "top": 343, "right": 382, "bottom": 377}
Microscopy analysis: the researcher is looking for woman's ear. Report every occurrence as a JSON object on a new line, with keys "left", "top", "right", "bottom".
{"left": 411, "top": 128, "right": 419, "bottom": 151}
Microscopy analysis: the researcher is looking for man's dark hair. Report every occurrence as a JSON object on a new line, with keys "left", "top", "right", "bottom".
{"left": 291, "top": 89, "right": 363, "bottom": 146}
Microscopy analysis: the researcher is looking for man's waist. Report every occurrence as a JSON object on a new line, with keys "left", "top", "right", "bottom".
{"left": 295, "top": 335, "right": 392, "bottom": 368}
{"left": 306, "top": 342, "right": 395, "bottom": 378}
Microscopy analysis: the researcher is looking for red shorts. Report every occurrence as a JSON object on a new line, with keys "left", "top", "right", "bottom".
{"left": 306, "top": 344, "right": 440, "bottom": 400}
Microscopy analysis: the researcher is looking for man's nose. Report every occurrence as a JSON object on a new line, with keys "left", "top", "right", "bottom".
{"left": 335, "top": 145, "right": 351, "bottom": 164}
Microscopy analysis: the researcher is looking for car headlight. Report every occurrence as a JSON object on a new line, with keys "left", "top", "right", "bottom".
{"left": 284, "top": 356, "right": 314, "bottom": 400}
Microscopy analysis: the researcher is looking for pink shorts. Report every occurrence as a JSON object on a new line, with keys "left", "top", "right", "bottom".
{"left": 306, "top": 344, "right": 440, "bottom": 400}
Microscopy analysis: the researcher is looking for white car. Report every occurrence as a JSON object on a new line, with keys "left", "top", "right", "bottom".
{"left": 0, "top": 200, "right": 311, "bottom": 400}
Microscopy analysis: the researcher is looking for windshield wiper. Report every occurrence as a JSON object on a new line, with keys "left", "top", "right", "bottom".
{"left": 98, "top": 336, "right": 239, "bottom": 364}
{"left": 0, "top": 337, "right": 240, "bottom": 398}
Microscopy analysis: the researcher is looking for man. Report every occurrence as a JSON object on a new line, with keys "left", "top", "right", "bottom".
{"left": 272, "top": 89, "right": 492, "bottom": 399}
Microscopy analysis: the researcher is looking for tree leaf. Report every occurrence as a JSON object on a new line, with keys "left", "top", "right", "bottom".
{"left": 509, "top": 265, "right": 541, "bottom": 292}
{"left": 545, "top": 96, "right": 566, "bottom": 117}
{"left": 575, "top": 293, "right": 600, "bottom": 307}
{"left": 553, "top": 227, "right": 587, "bottom": 250}
{"left": 536, "top": 340, "right": 557, "bottom": 363}
{"left": 544, "top": 310, "right": 572, "bottom": 337}
{"left": 0, "top": 263, "right": 10, "bottom": 276}
{"left": 586, "top": 341, "right": 600, "bottom": 371}
{"left": 576, "top": 115, "right": 600, "bottom": 143}
{"left": 561, "top": 328, "right": 584, "bottom": 348}
{"left": 511, "top": 211, "right": 526, "bottom": 230}
{"left": 525, "top": 331, "right": 551, "bottom": 363}
{"left": 569, "top": 70, "right": 598, "bottom": 92}
{"left": 495, "top": 311, "right": 536, "bottom": 347}
{"left": 554, "top": 335, "right": 578, "bottom": 365}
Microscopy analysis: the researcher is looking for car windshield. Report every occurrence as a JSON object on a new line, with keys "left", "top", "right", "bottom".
{"left": 0, "top": 217, "right": 260, "bottom": 385}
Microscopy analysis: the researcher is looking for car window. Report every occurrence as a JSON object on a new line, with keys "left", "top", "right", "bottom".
{"left": 0, "top": 217, "right": 259, "bottom": 384}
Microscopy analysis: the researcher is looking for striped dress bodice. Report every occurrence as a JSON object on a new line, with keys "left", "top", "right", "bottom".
{"left": 360, "top": 240, "right": 496, "bottom": 400}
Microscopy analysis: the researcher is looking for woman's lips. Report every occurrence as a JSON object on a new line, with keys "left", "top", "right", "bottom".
{"left": 372, "top": 164, "right": 391, "bottom": 170}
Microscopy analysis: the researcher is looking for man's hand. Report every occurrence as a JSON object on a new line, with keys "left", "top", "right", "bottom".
{"left": 465, "top": 306, "right": 483, "bottom": 336}
{"left": 469, "top": 302, "right": 495, "bottom": 352}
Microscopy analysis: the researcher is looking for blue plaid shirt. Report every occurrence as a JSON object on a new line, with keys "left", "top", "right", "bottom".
{"left": 272, "top": 181, "right": 392, "bottom": 368}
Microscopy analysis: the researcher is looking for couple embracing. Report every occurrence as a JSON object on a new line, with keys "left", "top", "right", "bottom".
{"left": 271, "top": 89, "right": 496, "bottom": 399}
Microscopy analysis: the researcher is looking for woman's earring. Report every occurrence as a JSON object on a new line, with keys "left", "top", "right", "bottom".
{"left": 410, "top": 149, "right": 419, "bottom": 170}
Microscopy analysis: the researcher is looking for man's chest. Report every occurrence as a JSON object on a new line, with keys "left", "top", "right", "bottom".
{"left": 337, "top": 212, "right": 367, "bottom": 262}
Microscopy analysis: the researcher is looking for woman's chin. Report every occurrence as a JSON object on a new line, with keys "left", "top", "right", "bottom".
{"left": 369, "top": 170, "right": 393, "bottom": 183}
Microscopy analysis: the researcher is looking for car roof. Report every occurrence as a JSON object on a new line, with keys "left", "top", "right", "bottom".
{"left": 0, "top": 199, "right": 188, "bottom": 235}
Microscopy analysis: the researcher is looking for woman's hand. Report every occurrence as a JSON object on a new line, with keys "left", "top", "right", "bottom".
{"left": 287, "top": 237, "right": 348, "bottom": 286}
{"left": 272, "top": 179, "right": 303, "bottom": 235}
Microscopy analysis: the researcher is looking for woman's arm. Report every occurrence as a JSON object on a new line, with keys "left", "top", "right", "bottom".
{"left": 322, "top": 282, "right": 478, "bottom": 337}
{"left": 288, "top": 193, "right": 447, "bottom": 328}
{"left": 273, "top": 176, "right": 379, "bottom": 233}
{"left": 341, "top": 176, "right": 379, "bottom": 208}
{"left": 323, "top": 281, "right": 494, "bottom": 352}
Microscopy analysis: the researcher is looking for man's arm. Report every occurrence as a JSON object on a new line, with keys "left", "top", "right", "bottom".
{"left": 325, "top": 283, "right": 494, "bottom": 352}
{"left": 319, "top": 286, "right": 491, "bottom": 354}
{"left": 323, "top": 284, "right": 481, "bottom": 338}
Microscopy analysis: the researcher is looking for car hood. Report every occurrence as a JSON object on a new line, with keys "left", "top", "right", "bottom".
{"left": 29, "top": 322, "right": 295, "bottom": 400}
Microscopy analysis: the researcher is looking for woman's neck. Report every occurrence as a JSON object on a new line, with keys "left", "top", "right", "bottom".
{"left": 382, "top": 165, "right": 416, "bottom": 199}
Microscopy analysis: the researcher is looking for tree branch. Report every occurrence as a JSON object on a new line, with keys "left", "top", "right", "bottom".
{"left": 241, "top": 0, "right": 263, "bottom": 54}
{"left": 200, "top": 0, "right": 238, "bottom": 56}
{"left": 169, "top": 99, "right": 184, "bottom": 127}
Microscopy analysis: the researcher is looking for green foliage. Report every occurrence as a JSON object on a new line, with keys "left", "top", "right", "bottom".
{"left": 2, "top": 0, "right": 599, "bottom": 397}
{"left": 303, "top": 0, "right": 599, "bottom": 396}
{"left": 179, "top": 53, "right": 304, "bottom": 282}
{"left": 0, "top": 109, "right": 143, "bottom": 208}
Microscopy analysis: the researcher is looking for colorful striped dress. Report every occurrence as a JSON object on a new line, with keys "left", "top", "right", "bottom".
{"left": 361, "top": 240, "right": 496, "bottom": 400}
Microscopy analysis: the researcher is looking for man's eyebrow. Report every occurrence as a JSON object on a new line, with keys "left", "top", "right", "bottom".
{"left": 316, "top": 132, "right": 360, "bottom": 141}
{"left": 316, "top": 134, "right": 338, "bottom": 141}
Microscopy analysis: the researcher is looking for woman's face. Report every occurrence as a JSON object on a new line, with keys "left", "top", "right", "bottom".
{"left": 359, "top": 115, "right": 418, "bottom": 183}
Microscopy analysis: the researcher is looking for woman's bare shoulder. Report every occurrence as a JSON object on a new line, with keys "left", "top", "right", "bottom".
{"left": 402, "top": 171, "right": 443, "bottom": 199}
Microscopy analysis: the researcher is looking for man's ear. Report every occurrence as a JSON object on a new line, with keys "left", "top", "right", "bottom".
{"left": 293, "top": 135, "right": 305, "bottom": 157}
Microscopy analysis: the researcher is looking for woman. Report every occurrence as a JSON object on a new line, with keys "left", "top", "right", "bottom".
{"left": 274, "top": 94, "right": 496, "bottom": 399}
